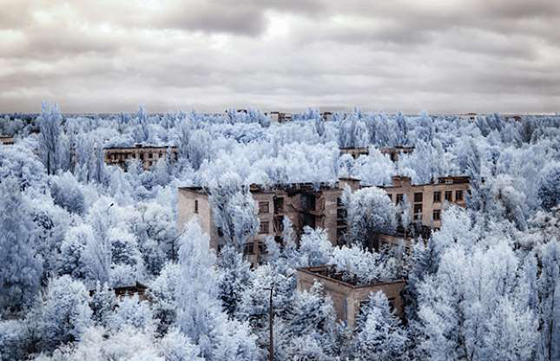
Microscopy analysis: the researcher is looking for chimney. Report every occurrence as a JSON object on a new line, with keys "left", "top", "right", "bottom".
{"left": 392, "top": 175, "right": 411, "bottom": 187}
{"left": 338, "top": 177, "right": 361, "bottom": 192}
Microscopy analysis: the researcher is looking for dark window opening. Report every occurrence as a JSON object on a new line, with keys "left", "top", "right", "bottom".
{"left": 414, "top": 204, "right": 423, "bottom": 220}
{"left": 302, "top": 213, "right": 316, "bottom": 229}
{"left": 259, "top": 221, "right": 269, "bottom": 234}
{"left": 301, "top": 194, "right": 316, "bottom": 211}
{"left": 244, "top": 242, "right": 254, "bottom": 255}
{"left": 274, "top": 197, "right": 284, "bottom": 213}
{"left": 258, "top": 201, "right": 269, "bottom": 214}
{"left": 433, "top": 191, "right": 441, "bottom": 203}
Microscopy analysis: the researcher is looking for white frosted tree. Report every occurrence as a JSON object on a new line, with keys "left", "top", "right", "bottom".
{"left": 149, "top": 262, "right": 181, "bottom": 332}
{"left": 0, "top": 178, "right": 43, "bottom": 314}
{"left": 134, "top": 202, "right": 179, "bottom": 275}
{"left": 217, "top": 244, "right": 253, "bottom": 316}
{"left": 346, "top": 187, "right": 397, "bottom": 247}
{"left": 176, "top": 219, "right": 258, "bottom": 360}
{"left": 159, "top": 328, "right": 203, "bottom": 361}
{"left": 50, "top": 172, "right": 86, "bottom": 215}
{"left": 40, "top": 276, "right": 92, "bottom": 352}
{"left": 285, "top": 282, "right": 340, "bottom": 359}
{"left": 482, "top": 298, "right": 538, "bottom": 361}
{"left": 58, "top": 224, "right": 96, "bottom": 280}
{"left": 350, "top": 292, "right": 409, "bottom": 361}
{"left": 417, "top": 241, "right": 538, "bottom": 361}
{"left": 539, "top": 163, "right": 560, "bottom": 211}
{"left": 209, "top": 173, "right": 258, "bottom": 316}
{"left": 90, "top": 282, "right": 117, "bottom": 328}
{"left": 539, "top": 240, "right": 560, "bottom": 361}
{"left": 209, "top": 172, "right": 259, "bottom": 251}
{"left": 176, "top": 219, "right": 224, "bottom": 359}
{"left": 37, "top": 102, "right": 63, "bottom": 175}
{"left": 109, "top": 295, "right": 154, "bottom": 333}
{"left": 82, "top": 231, "right": 112, "bottom": 285}
{"left": 236, "top": 264, "right": 296, "bottom": 353}
{"left": 299, "top": 227, "right": 333, "bottom": 267}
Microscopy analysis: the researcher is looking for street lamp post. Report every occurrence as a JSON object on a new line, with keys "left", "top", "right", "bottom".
{"left": 267, "top": 284, "right": 274, "bottom": 361}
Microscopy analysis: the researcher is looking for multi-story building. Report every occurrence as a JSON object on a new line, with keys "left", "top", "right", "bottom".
{"left": 268, "top": 111, "right": 293, "bottom": 123}
{"left": 321, "top": 111, "right": 334, "bottom": 121}
{"left": 340, "top": 147, "right": 369, "bottom": 159}
{"left": 0, "top": 136, "right": 15, "bottom": 145}
{"left": 104, "top": 144, "right": 178, "bottom": 170}
{"left": 379, "top": 175, "right": 470, "bottom": 229}
{"left": 459, "top": 112, "right": 478, "bottom": 121}
{"left": 380, "top": 146, "right": 414, "bottom": 162}
{"left": 177, "top": 182, "right": 346, "bottom": 265}
{"left": 339, "top": 146, "right": 414, "bottom": 162}
{"left": 296, "top": 265, "right": 405, "bottom": 329}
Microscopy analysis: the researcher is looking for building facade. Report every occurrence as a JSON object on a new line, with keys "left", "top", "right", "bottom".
{"left": 379, "top": 175, "right": 470, "bottom": 229}
{"left": 340, "top": 146, "right": 414, "bottom": 162}
{"left": 104, "top": 144, "right": 178, "bottom": 170}
{"left": 177, "top": 183, "right": 346, "bottom": 265}
{"left": 296, "top": 265, "right": 405, "bottom": 329}
{"left": 379, "top": 146, "right": 414, "bottom": 162}
{"left": 0, "top": 136, "right": 15, "bottom": 145}
{"left": 340, "top": 147, "right": 369, "bottom": 159}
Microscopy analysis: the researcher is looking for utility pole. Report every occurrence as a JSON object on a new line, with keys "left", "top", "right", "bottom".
{"left": 268, "top": 284, "right": 274, "bottom": 361}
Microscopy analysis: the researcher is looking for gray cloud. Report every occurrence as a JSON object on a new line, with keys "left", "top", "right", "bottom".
{"left": 0, "top": 0, "right": 559, "bottom": 114}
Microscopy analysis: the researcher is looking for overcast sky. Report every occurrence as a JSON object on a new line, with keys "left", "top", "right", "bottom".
{"left": 1, "top": 0, "right": 559, "bottom": 114}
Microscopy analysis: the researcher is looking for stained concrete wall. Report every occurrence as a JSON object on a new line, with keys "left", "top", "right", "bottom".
{"left": 296, "top": 267, "right": 405, "bottom": 329}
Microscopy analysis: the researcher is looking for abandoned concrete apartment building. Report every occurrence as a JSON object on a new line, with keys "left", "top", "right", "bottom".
{"left": 177, "top": 174, "right": 470, "bottom": 261}
{"left": 297, "top": 265, "right": 405, "bottom": 329}
{"left": 104, "top": 144, "right": 178, "bottom": 170}
{"left": 177, "top": 183, "right": 346, "bottom": 264}
{"left": 339, "top": 174, "right": 470, "bottom": 249}
{"left": 340, "top": 146, "right": 415, "bottom": 161}
{"left": 380, "top": 175, "right": 470, "bottom": 229}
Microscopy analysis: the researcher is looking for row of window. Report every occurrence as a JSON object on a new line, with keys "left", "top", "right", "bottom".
{"left": 389, "top": 189, "right": 464, "bottom": 204}
{"left": 412, "top": 208, "right": 442, "bottom": 221}
{"left": 109, "top": 152, "right": 174, "bottom": 161}
{"left": 194, "top": 199, "right": 277, "bottom": 235}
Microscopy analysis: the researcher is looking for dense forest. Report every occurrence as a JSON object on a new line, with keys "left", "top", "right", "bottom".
{"left": 1, "top": 103, "right": 560, "bottom": 360}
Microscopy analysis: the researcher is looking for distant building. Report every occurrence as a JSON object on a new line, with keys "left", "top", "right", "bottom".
{"left": 321, "top": 112, "right": 333, "bottom": 121}
{"left": 296, "top": 265, "right": 405, "bottom": 329}
{"left": 269, "top": 111, "right": 294, "bottom": 123}
{"left": 338, "top": 177, "right": 362, "bottom": 192}
{"left": 502, "top": 114, "right": 523, "bottom": 122}
{"left": 88, "top": 281, "right": 149, "bottom": 302}
{"left": 0, "top": 136, "right": 15, "bottom": 145}
{"left": 104, "top": 144, "right": 178, "bottom": 171}
{"left": 379, "top": 175, "right": 470, "bottom": 229}
{"left": 177, "top": 182, "right": 346, "bottom": 265}
{"left": 459, "top": 112, "right": 478, "bottom": 121}
{"left": 340, "top": 147, "right": 369, "bottom": 159}
{"left": 380, "top": 146, "right": 414, "bottom": 162}
{"left": 340, "top": 146, "right": 414, "bottom": 162}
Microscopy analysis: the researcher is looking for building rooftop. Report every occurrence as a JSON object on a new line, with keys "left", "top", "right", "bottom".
{"left": 104, "top": 143, "right": 177, "bottom": 150}
{"left": 179, "top": 181, "right": 340, "bottom": 193}
{"left": 379, "top": 175, "right": 470, "bottom": 189}
{"left": 297, "top": 265, "right": 404, "bottom": 288}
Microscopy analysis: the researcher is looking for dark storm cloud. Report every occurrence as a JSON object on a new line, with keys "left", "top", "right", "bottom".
{"left": 0, "top": 0, "right": 559, "bottom": 113}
